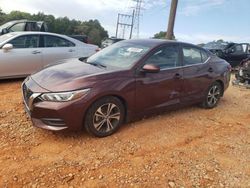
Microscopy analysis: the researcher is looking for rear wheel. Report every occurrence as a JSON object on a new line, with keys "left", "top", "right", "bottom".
{"left": 84, "top": 97, "right": 125, "bottom": 137}
{"left": 201, "top": 82, "right": 223, "bottom": 109}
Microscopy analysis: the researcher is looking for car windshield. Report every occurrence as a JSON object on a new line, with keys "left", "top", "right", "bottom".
{"left": 204, "top": 42, "right": 229, "bottom": 50}
{"left": 0, "top": 33, "right": 17, "bottom": 43}
{"left": 0, "top": 22, "right": 13, "bottom": 30}
{"left": 87, "top": 41, "right": 151, "bottom": 69}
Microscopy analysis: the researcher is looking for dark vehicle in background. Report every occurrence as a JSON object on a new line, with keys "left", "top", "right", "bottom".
{"left": 0, "top": 20, "right": 48, "bottom": 35}
{"left": 22, "top": 39, "right": 231, "bottom": 137}
{"left": 68, "top": 35, "right": 89, "bottom": 44}
{"left": 101, "top": 37, "right": 124, "bottom": 48}
{"left": 204, "top": 41, "right": 250, "bottom": 67}
{"left": 235, "top": 57, "right": 250, "bottom": 84}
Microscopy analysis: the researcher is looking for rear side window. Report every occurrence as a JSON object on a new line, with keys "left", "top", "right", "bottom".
{"left": 44, "top": 35, "right": 75, "bottom": 47}
{"left": 9, "top": 35, "right": 39, "bottom": 48}
{"left": 183, "top": 46, "right": 208, "bottom": 65}
{"left": 25, "top": 22, "right": 40, "bottom": 31}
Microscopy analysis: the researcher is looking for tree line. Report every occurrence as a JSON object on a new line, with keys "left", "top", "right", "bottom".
{"left": 0, "top": 8, "right": 108, "bottom": 46}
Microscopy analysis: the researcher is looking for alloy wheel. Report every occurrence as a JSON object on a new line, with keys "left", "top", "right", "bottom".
{"left": 207, "top": 85, "right": 221, "bottom": 106}
{"left": 93, "top": 103, "right": 121, "bottom": 133}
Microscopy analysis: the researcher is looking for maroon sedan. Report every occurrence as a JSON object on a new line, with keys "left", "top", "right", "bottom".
{"left": 22, "top": 39, "right": 231, "bottom": 137}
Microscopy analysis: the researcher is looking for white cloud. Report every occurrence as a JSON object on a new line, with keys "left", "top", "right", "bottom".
{"left": 179, "top": 0, "right": 225, "bottom": 16}
{"left": 0, "top": 0, "right": 164, "bottom": 38}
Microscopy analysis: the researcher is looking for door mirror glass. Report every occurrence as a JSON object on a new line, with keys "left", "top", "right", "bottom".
{"left": 141, "top": 64, "right": 160, "bottom": 73}
{"left": 2, "top": 43, "right": 13, "bottom": 51}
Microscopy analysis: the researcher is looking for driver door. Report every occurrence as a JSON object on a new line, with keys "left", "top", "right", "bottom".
{"left": 0, "top": 34, "right": 43, "bottom": 78}
{"left": 135, "top": 44, "right": 183, "bottom": 115}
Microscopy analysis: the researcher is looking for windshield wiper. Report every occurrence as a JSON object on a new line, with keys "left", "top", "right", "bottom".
{"left": 86, "top": 62, "right": 106, "bottom": 68}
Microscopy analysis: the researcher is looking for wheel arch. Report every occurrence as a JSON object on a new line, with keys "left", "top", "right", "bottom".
{"left": 83, "top": 94, "right": 128, "bottom": 125}
{"left": 215, "top": 79, "right": 224, "bottom": 96}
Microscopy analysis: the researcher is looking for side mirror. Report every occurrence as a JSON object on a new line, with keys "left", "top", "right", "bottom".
{"left": 141, "top": 64, "right": 160, "bottom": 73}
{"left": 2, "top": 28, "right": 8, "bottom": 34}
{"left": 2, "top": 43, "right": 13, "bottom": 51}
{"left": 226, "top": 48, "right": 234, "bottom": 54}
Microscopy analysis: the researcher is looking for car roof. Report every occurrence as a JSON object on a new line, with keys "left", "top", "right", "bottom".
{"left": 8, "top": 31, "right": 68, "bottom": 37}
{"left": 121, "top": 39, "right": 199, "bottom": 48}
{"left": 7, "top": 20, "right": 43, "bottom": 24}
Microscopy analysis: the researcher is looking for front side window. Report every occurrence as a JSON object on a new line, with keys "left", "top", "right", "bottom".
{"left": 44, "top": 35, "right": 75, "bottom": 47}
{"left": 9, "top": 23, "right": 25, "bottom": 32}
{"left": 230, "top": 44, "right": 244, "bottom": 54}
{"left": 9, "top": 35, "right": 39, "bottom": 48}
{"left": 145, "top": 45, "right": 179, "bottom": 69}
{"left": 183, "top": 46, "right": 204, "bottom": 65}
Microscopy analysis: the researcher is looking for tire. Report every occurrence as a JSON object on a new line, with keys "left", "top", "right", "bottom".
{"left": 84, "top": 96, "right": 125, "bottom": 137}
{"left": 201, "top": 82, "right": 223, "bottom": 109}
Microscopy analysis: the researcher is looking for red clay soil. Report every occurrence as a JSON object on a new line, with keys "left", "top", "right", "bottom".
{"left": 0, "top": 79, "right": 249, "bottom": 187}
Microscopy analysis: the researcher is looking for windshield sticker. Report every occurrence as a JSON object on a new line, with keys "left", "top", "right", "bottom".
{"left": 127, "top": 47, "right": 144, "bottom": 53}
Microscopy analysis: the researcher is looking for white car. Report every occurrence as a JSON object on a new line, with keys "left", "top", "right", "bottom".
{"left": 0, "top": 32, "right": 99, "bottom": 79}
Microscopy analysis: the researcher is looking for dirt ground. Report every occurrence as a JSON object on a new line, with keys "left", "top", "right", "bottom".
{"left": 0, "top": 78, "right": 249, "bottom": 188}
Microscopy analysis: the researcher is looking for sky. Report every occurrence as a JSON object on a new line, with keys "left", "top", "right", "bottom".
{"left": 0, "top": 0, "right": 249, "bottom": 44}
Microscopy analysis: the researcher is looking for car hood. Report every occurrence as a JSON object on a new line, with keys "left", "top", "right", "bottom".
{"left": 31, "top": 58, "right": 112, "bottom": 92}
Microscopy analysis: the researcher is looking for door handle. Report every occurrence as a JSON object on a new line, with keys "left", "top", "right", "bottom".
{"left": 32, "top": 50, "right": 41, "bottom": 54}
{"left": 174, "top": 73, "right": 182, "bottom": 79}
{"left": 68, "top": 49, "right": 75, "bottom": 52}
{"left": 208, "top": 67, "right": 214, "bottom": 73}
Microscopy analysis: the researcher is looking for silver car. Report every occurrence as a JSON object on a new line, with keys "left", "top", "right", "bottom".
{"left": 0, "top": 32, "right": 99, "bottom": 79}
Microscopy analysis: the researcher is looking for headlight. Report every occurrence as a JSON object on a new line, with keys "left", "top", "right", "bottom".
{"left": 40, "top": 89, "right": 90, "bottom": 102}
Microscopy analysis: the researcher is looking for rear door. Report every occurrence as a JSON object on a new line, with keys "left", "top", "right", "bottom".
{"left": 135, "top": 44, "right": 183, "bottom": 114}
{"left": 0, "top": 34, "right": 43, "bottom": 77}
{"left": 41, "top": 34, "right": 76, "bottom": 67}
{"left": 181, "top": 45, "right": 212, "bottom": 103}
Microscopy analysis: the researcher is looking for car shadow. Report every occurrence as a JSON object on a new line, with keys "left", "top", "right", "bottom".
{"left": 0, "top": 78, "right": 25, "bottom": 84}
{"left": 48, "top": 103, "right": 204, "bottom": 139}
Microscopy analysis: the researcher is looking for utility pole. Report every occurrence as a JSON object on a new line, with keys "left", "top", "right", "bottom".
{"left": 132, "top": 0, "right": 143, "bottom": 38}
{"left": 115, "top": 11, "right": 135, "bottom": 39}
{"left": 166, "top": 0, "right": 178, "bottom": 40}
{"left": 129, "top": 10, "right": 135, "bottom": 39}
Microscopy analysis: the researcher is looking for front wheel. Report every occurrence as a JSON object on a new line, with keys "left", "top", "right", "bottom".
{"left": 201, "top": 82, "right": 223, "bottom": 109}
{"left": 84, "top": 97, "right": 125, "bottom": 137}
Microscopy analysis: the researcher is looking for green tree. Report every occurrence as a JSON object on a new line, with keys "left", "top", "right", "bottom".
{"left": 154, "top": 31, "right": 177, "bottom": 40}
{"left": 0, "top": 9, "right": 108, "bottom": 46}
{"left": 0, "top": 8, "right": 5, "bottom": 24}
{"left": 154, "top": 31, "right": 166, "bottom": 39}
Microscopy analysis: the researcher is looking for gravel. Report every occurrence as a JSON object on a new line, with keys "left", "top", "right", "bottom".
{"left": 0, "top": 79, "right": 249, "bottom": 187}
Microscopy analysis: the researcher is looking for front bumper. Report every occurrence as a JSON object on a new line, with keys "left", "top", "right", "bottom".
{"left": 21, "top": 77, "right": 90, "bottom": 131}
